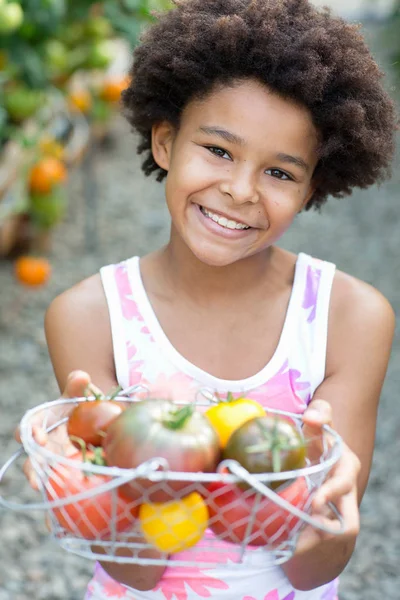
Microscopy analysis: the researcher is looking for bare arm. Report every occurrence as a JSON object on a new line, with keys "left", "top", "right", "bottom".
{"left": 282, "top": 274, "right": 395, "bottom": 590}
{"left": 45, "top": 274, "right": 166, "bottom": 591}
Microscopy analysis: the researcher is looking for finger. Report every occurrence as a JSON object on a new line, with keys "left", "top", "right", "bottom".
{"left": 303, "top": 399, "right": 333, "bottom": 428}
{"left": 62, "top": 370, "right": 102, "bottom": 399}
{"left": 313, "top": 454, "right": 360, "bottom": 511}
{"left": 22, "top": 459, "right": 40, "bottom": 491}
{"left": 14, "top": 426, "right": 21, "bottom": 444}
{"left": 15, "top": 422, "right": 47, "bottom": 446}
{"left": 45, "top": 514, "right": 52, "bottom": 532}
{"left": 315, "top": 488, "right": 360, "bottom": 537}
{"left": 32, "top": 424, "right": 48, "bottom": 446}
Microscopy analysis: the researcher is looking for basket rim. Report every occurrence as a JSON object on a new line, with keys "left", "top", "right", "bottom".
{"left": 19, "top": 397, "right": 343, "bottom": 484}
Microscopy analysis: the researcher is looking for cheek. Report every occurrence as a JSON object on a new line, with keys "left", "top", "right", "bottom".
{"left": 266, "top": 193, "right": 301, "bottom": 219}
{"left": 168, "top": 155, "right": 216, "bottom": 197}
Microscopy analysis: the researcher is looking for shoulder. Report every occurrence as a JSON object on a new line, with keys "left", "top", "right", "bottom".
{"left": 45, "top": 273, "right": 108, "bottom": 326}
{"left": 327, "top": 269, "right": 395, "bottom": 373}
{"left": 330, "top": 269, "right": 395, "bottom": 328}
{"left": 45, "top": 273, "right": 115, "bottom": 390}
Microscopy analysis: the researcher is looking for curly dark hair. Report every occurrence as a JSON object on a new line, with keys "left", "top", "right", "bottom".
{"left": 122, "top": 0, "right": 397, "bottom": 209}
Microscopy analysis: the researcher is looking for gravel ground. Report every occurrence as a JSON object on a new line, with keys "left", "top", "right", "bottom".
{"left": 0, "top": 25, "right": 399, "bottom": 600}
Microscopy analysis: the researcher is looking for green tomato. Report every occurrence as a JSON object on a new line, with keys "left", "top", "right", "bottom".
{"left": 85, "top": 40, "right": 114, "bottom": 70}
{"left": 29, "top": 189, "right": 66, "bottom": 229}
{"left": 44, "top": 39, "right": 69, "bottom": 71}
{"left": 222, "top": 415, "right": 306, "bottom": 490}
{"left": 0, "top": 2, "right": 24, "bottom": 34}
{"left": 4, "top": 86, "right": 44, "bottom": 122}
{"left": 85, "top": 16, "right": 112, "bottom": 40}
{"left": 91, "top": 98, "right": 112, "bottom": 123}
{"left": 59, "top": 22, "right": 85, "bottom": 47}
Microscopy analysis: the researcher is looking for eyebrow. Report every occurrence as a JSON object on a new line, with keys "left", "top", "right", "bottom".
{"left": 198, "top": 126, "right": 310, "bottom": 172}
{"left": 275, "top": 153, "right": 310, "bottom": 173}
{"left": 198, "top": 126, "right": 246, "bottom": 147}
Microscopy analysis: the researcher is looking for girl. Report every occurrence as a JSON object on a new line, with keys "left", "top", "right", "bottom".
{"left": 20, "top": 0, "right": 397, "bottom": 598}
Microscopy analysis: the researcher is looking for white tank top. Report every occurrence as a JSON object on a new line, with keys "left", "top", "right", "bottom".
{"left": 87, "top": 252, "right": 338, "bottom": 600}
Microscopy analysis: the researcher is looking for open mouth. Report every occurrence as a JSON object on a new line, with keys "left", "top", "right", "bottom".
{"left": 199, "top": 206, "right": 251, "bottom": 230}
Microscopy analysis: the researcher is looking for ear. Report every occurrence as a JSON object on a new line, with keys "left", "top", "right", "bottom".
{"left": 151, "top": 121, "right": 176, "bottom": 172}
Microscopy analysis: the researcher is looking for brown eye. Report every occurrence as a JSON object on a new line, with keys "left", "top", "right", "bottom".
{"left": 207, "top": 146, "right": 230, "bottom": 159}
{"left": 266, "top": 168, "right": 292, "bottom": 181}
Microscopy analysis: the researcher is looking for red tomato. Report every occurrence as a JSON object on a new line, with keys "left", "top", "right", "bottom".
{"left": 207, "top": 477, "right": 309, "bottom": 547}
{"left": 67, "top": 400, "right": 124, "bottom": 447}
{"left": 46, "top": 451, "right": 138, "bottom": 540}
{"left": 103, "top": 399, "right": 220, "bottom": 502}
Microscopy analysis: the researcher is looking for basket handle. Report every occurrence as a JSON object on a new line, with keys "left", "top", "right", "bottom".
{"left": 222, "top": 460, "right": 345, "bottom": 536}
{"left": 0, "top": 446, "right": 164, "bottom": 512}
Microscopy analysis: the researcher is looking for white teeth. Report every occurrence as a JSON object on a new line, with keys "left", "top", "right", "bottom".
{"left": 200, "top": 207, "right": 250, "bottom": 230}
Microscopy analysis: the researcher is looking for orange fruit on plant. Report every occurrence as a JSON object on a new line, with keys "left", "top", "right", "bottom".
{"left": 39, "top": 135, "right": 65, "bottom": 160}
{"left": 29, "top": 157, "right": 67, "bottom": 194}
{"left": 68, "top": 89, "right": 92, "bottom": 114}
{"left": 15, "top": 256, "right": 51, "bottom": 287}
{"left": 99, "top": 76, "right": 130, "bottom": 103}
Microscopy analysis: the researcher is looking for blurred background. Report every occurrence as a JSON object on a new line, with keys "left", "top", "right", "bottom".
{"left": 0, "top": 0, "right": 399, "bottom": 598}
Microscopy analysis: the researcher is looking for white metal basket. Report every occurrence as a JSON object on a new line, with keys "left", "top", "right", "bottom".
{"left": 0, "top": 387, "right": 344, "bottom": 568}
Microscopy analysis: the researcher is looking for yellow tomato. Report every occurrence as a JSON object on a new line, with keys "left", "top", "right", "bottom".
{"left": 139, "top": 492, "right": 208, "bottom": 553}
{"left": 68, "top": 89, "right": 92, "bottom": 114}
{"left": 205, "top": 395, "right": 266, "bottom": 448}
{"left": 39, "top": 136, "right": 65, "bottom": 160}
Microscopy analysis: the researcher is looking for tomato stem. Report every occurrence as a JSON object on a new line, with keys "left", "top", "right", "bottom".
{"left": 69, "top": 435, "right": 88, "bottom": 461}
{"left": 245, "top": 418, "right": 306, "bottom": 473}
{"left": 213, "top": 391, "right": 235, "bottom": 403}
{"left": 107, "top": 385, "right": 123, "bottom": 400}
{"left": 163, "top": 404, "right": 195, "bottom": 429}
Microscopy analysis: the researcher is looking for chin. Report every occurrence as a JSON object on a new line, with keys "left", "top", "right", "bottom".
{"left": 190, "top": 246, "right": 243, "bottom": 268}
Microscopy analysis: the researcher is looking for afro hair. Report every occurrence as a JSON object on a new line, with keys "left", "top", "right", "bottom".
{"left": 122, "top": 0, "right": 397, "bottom": 209}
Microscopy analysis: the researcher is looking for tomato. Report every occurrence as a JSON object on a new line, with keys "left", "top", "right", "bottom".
{"left": 46, "top": 450, "right": 138, "bottom": 540}
{"left": 68, "top": 89, "right": 92, "bottom": 114}
{"left": 68, "top": 399, "right": 124, "bottom": 447}
{"left": 44, "top": 39, "right": 69, "bottom": 72}
{"left": 85, "top": 40, "right": 114, "bottom": 70}
{"left": 0, "top": 3, "right": 24, "bottom": 35}
{"left": 85, "top": 16, "right": 112, "bottom": 40}
{"left": 103, "top": 399, "right": 220, "bottom": 502}
{"left": 30, "top": 190, "right": 66, "bottom": 229}
{"left": 139, "top": 492, "right": 208, "bottom": 553}
{"left": 99, "top": 76, "right": 130, "bottom": 103}
{"left": 28, "top": 157, "right": 67, "bottom": 195}
{"left": 207, "top": 477, "right": 309, "bottom": 547}
{"left": 223, "top": 415, "right": 306, "bottom": 489}
{"left": 4, "top": 86, "right": 44, "bottom": 123}
{"left": 205, "top": 394, "right": 266, "bottom": 448}
{"left": 14, "top": 256, "right": 51, "bottom": 287}
{"left": 39, "top": 136, "right": 65, "bottom": 160}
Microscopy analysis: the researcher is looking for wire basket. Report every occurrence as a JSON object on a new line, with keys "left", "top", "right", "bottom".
{"left": 0, "top": 387, "right": 344, "bottom": 568}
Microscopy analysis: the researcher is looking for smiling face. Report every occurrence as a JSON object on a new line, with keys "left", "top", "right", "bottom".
{"left": 152, "top": 79, "right": 320, "bottom": 267}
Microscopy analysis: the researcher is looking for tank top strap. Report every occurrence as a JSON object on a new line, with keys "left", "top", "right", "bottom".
{"left": 100, "top": 256, "right": 143, "bottom": 390}
{"left": 289, "top": 252, "right": 336, "bottom": 397}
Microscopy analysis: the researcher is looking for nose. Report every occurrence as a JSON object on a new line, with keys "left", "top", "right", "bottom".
{"left": 219, "top": 164, "right": 259, "bottom": 205}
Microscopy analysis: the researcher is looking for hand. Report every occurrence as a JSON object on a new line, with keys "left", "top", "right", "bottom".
{"left": 14, "top": 370, "right": 102, "bottom": 490}
{"left": 295, "top": 399, "right": 361, "bottom": 556}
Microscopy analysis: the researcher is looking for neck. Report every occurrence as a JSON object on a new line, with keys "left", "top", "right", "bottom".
{"left": 154, "top": 229, "right": 277, "bottom": 304}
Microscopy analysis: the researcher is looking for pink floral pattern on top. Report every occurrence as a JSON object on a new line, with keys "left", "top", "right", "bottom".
{"left": 91, "top": 253, "right": 337, "bottom": 600}
{"left": 246, "top": 360, "right": 311, "bottom": 412}
{"left": 153, "top": 566, "right": 230, "bottom": 600}
{"left": 302, "top": 264, "right": 322, "bottom": 324}
{"left": 115, "top": 263, "right": 144, "bottom": 323}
